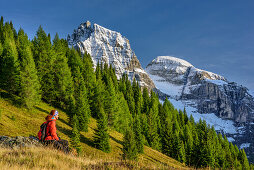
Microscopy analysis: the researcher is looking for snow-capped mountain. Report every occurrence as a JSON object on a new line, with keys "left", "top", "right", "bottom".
{"left": 146, "top": 56, "right": 254, "bottom": 123}
{"left": 146, "top": 56, "right": 254, "bottom": 162}
{"left": 67, "top": 21, "right": 155, "bottom": 89}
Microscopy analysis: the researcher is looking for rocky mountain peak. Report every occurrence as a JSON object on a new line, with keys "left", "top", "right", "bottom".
{"left": 67, "top": 21, "right": 155, "bottom": 90}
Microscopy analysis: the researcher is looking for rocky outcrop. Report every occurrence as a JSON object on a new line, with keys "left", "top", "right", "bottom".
{"left": 67, "top": 21, "right": 155, "bottom": 90}
{"left": 0, "top": 136, "right": 42, "bottom": 149}
{"left": 182, "top": 81, "right": 254, "bottom": 122}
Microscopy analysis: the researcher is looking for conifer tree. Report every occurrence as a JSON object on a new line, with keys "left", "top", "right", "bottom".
{"left": 140, "top": 113, "right": 149, "bottom": 145}
{"left": 183, "top": 125, "right": 193, "bottom": 165}
{"left": 133, "top": 114, "right": 144, "bottom": 153}
{"left": 0, "top": 16, "right": 4, "bottom": 43}
{"left": 71, "top": 114, "right": 82, "bottom": 154}
{"left": 93, "top": 106, "right": 111, "bottom": 153}
{"left": 113, "top": 92, "right": 132, "bottom": 133}
{"left": 0, "top": 23, "right": 20, "bottom": 94}
{"left": 109, "top": 64, "right": 118, "bottom": 90}
{"left": 125, "top": 79, "right": 135, "bottom": 115}
{"left": 17, "top": 28, "right": 40, "bottom": 108}
{"left": 239, "top": 149, "right": 250, "bottom": 170}
{"left": 0, "top": 42, "right": 2, "bottom": 56}
{"left": 104, "top": 77, "right": 117, "bottom": 127}
{"left": 132, "top": 78, "right": 143, "bottom": 115}
{"left": 32, "top": 26, "right": 55, "bottom": 103}
{"left": 142, "top": 87, "right": 150, "bottom": 114}
{"left": 162, "top": 119, "right": 174, "bottom": 156}
{"left": 67, "top": 48, "right": 83, "bottom": 74}
{"left": 73, "top": 68, "right": 90, "bottom": 132}
{"left": 179, "top": 141, "right": 186, "bottom": 163}
{"left": 52, "top": 34, "right": 74, "bottom": 110}
{"left": 91, "top": 65, "right": 105, "bottom": 118}
{"left": 147, "top": 91, "right": 160, "bottom": 150}
{"left": 122, "top": 126, "right": 138, "bottom": 161}
{"left": 82, "top": 52, "right": 96, "bottom": 103}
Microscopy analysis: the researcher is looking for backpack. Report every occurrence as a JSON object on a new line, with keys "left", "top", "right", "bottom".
{"left": 38, "top": 122, "right": 48, "bottom": 142}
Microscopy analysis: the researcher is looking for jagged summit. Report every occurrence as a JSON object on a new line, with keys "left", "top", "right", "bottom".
{"left": 67, "top": 21, "right": 155, "bottom": 89}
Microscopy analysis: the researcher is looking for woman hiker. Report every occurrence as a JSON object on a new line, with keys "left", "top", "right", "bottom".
{"left": 38, "top": 110, "right": 70, "bottom": 153}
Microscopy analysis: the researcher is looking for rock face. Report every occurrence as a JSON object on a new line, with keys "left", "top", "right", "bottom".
{"left": 0, "top": 136, "right": 42, "bottom": 149}
{"left": 146, "top": 56, "right": 254, "bottom": 123}
{"left": 146, "top": 56, "right": 254, "bottom": 162}
{"left": 67, "top": 21, "right": 155, "bottom": 89}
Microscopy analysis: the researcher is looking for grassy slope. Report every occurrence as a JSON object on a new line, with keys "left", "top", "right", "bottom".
{"left": 0, "top": 92, "right": 189, "bottom": 169}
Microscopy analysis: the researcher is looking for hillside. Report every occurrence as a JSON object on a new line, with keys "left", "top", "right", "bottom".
{"left": 0, "top": 91, "right": 188, "bottom": 169}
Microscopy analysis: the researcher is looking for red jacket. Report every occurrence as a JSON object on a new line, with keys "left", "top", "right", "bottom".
{"left": 42, "top": 115, "right": 59, "bottom": 141}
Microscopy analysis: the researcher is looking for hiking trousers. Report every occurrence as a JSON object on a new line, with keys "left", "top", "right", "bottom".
{"left": 43, "top": 139, "right": 70, "bottom": 153}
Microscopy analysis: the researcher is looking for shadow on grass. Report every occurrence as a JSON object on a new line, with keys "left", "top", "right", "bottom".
{"left": 110, "top": 135, "right": 123, "bottom": 145}
{"left": 56, "top": 125, "right": 72, "bottom": 138}
{"left": 57, "top": 124, "right": 96, "bottom": 149}
{"left": 80, "top": 133, "right": 95, "bottom": 148}
{"left": 58, "top": 117, "right": 70, "bottom": 126}
{"left": 0, "top": 90, "right": 22, "bottom": 107}
{"left": 34, "top": 106, "right": 49, "bottom": 114}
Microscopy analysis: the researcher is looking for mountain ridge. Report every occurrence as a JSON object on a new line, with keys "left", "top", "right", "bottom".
{"left": 67, "top": 21, "right": 155, "bottom": 90}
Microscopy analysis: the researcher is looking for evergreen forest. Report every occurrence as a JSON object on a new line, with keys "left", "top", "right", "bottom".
{"left": 0, "top": 17, "right": 252, "bottom": 169}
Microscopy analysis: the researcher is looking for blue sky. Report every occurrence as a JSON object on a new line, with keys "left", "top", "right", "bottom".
{"left": 1, "top": 0, "right": 254, "bottom": 90}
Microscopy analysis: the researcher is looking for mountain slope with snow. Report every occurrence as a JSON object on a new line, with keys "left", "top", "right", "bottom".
{"left": 146, "top": 56, "right": 254, "bottom": 122}
{"left": 147, "top": 56, "right": 254, "bottom": 162}
{"left": 67, "top": 21, "right": 155, "bottom": 89}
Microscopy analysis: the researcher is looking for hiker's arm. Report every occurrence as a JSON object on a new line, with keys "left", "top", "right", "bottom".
{"left": 50, "top": 121, "right": 59, "bottom": 140}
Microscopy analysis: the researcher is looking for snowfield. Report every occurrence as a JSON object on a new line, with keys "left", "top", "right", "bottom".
{"left": 160, "top": 98, "right": 237, "bottom": 134}
{"left": 240, "top": 143, "right": 251, "bottom": 149}
{"left": 227, "top": 137, "right": 235, "bottom": 142}
{"left": 149, "top": 74, "right": 183, "bottom": 98}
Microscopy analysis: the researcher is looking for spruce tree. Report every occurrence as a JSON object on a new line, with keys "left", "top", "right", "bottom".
{"left": 122, "top": 126, "right": 138, "bottom": 161}
{"left": 91, "top": 66, "right": 105, "bottom": 118}
{"left": 82, "top": 52, "right": 96, "bottom": 104}
{"left": 52, "top": 33, "right": 74, "bottom": 110}
{"left": 133, "top": 114, "right": 144, "bottom": 153}
{"left": 147, "top": 91, "right": 160, "bottom": 150}
{"left": 162, "top": 119, "right": 174, "bottom": 157}
{"left": 124, "top": 79, "right": 135, "bottom": 115}
{"left": 32, "top": 26, "right": 55, "bottom": 103}
{"left": 93, "top": 106, "right": 111, "bottom": 153}
{"left": 239, "top": 149, "right": 250, "bottom": 170}
{"left": 104, "top": 77, "right": 117, "bottom": 127}
{"left": 71, "top": 114, "right": 82, "bottom": 154}
{"left": 0, "top": 23, "right": 20, "bottom": 95}
{"left": 73, "top": 68, "right": 90, "bottom": 132}
{"left": 109, "top": 64, "right": 118, "bottom": 90}
{"left": 142, "top": 87, "right": 150, "bottom": 114}
{"left": 17, "top": 28, "right": 40, "bottom": 108}
{"left": 0, "top": 16, "right": 4, "bottom": 43}
{"left": 67, "top": 48, "right": 83, "bottom": 74}
{"left": 132, "top": 79, "right": 143, "bottom": 115}
{"left": 113, "top": 92, "right": 132, "bottom": 133}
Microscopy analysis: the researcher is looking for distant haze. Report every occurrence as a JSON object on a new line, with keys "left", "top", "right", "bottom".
{"left": 1, "top": 0, "right": 253, "bottom": 90}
